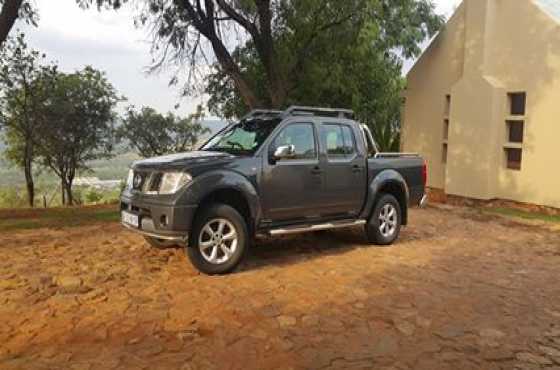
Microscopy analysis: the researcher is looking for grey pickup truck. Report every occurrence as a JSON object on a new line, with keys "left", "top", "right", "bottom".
{"left": 121, "top": 106, "right": 427, "bottom": 274}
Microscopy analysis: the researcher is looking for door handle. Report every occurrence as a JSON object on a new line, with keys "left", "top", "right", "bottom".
{"left": 311, "top": 166, "right": 323, "bottom": 175}
{"left": 352, "top": 165, "right": 363, "bottom": 173}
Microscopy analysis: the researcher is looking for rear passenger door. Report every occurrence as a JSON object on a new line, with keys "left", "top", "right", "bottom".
{"left": 318, "top": 122, "right": 367, "bottom": 217}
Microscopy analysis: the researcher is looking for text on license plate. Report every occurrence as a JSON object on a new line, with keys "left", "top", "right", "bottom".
{"left": 121, "top": 211, "right": 139, "bottom": 228}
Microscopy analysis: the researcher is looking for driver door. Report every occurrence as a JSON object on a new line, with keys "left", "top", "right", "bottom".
{"left": 261, "top": 121, "right": 324, "bottom": 223}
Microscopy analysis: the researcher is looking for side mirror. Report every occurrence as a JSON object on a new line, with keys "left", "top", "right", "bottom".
{"left": 272, "top": 144, "right": 296, "bottom": 162}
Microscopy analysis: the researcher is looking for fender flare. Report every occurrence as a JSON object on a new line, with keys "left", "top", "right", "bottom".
{"left": 360, "top": 169, "right": 410, "bottom": 225}
{"left": 178, "top": 170, "right": 262, "bottom": 230}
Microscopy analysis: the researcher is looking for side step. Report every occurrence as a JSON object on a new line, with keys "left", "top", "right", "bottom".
{"left": 268, "top": 219, "right": 366, "bottom": 236}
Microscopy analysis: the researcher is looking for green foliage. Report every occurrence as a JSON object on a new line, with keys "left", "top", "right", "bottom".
{"left": 0, "top": 186, "right": 27, "bottom": 208}
{"left": 0, "top": 33, "right": 57, "bottom": 206}
{"left": 84, "top": 188, "right": 103, "bottom": 203}
{"left": 205, "top": 0, "right": 442, "bottom": 151}
{"left": 203, "top": 0, "right": 442, "bottom": 151}
{"left": 33, "top": 66, "right": 122, "bottom": 205}
{"left": 484, "top": 207, "right": 560, "bottom": 224}
{"left": 116, "top": 105, "right": 210, "bottom": 158}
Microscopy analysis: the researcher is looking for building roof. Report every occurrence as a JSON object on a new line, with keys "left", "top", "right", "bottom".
{"left": 534, "top": 0, "right": 560, "bottom": 23}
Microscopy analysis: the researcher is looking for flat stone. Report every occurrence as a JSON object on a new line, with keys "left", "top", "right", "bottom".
{"left": 546, "top": 329, "right": 560, "bottom": 338}
{"left": 479, "top": 328, "right": 506, "bottom": 339}
{"left": 416, "top": 316, "right": 432, "bottom": 328}
{"left": 54, "top": 276, "right": 83, "bottom": 294}
{"left": 516, "top": 352, "right": 553, "bottom": 365}
{"left": 372, "top": 335, "right": 398, "bottom": 356}
{"left": 544, "top": 309, "right": 560, "bottom": 319}
{"left": 435, "top": 325, "right": 465, "bottom": 340}
{"left": 439, "top": 351, "right": 462, "bottom": 362}
{"left": 249, "top": 328, "right": 268, "bottom": 340}
{"left": 539, "top": 345, "right": 560, "bottom": 358}
{"left": 352, "top": 288, "right": 369, "bottom": 300}
{"left": 0, "top": 280, "right": 19, "bottom": 291}
{"left": 261, "top": 305, "right": 281, "bottom": 318}
{"left": 483, "top": 348, "right": 515, "bottom": 361}
{"left": 478, "top": 338, "right": 500, "bottom": 348}
{"left": 301, "top": 315, "right": 319, "bottom": 327}
{"left": 277, "top": 315, "right": 297, "bottom": 327}
{"left": 394, "top": 320, "right": 415, "bottom": 336}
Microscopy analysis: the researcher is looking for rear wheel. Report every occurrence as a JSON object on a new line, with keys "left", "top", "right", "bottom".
{"left": 187, "top": 204, "right": 248, "bottom": 275}
{"left": 365, "top": 193, "right": 402, "bottom": 245}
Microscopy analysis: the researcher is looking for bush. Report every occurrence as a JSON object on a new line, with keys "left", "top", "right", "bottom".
{"left": 85, "top": 188, "right": 104, "bottom": 204}
{"left": 0, "top": 187, "right": 28, "bottom": 208}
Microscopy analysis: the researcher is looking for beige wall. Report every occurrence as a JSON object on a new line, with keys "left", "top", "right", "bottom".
{"left": 403, "top": 0, "right": 560, "bottom": 209}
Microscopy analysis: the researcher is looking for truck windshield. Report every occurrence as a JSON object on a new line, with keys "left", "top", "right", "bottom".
{"left": 200, "top": 118, "right": 281, "bottom": 155}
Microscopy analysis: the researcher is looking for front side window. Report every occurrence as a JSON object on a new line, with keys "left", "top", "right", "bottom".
{"left": 201, "top": 118, "right": 280, "bottom": 155}
{"left": 320, "top": 124, "right": 356, "bottom": 159}
{"left": 272, "top": 123, "right": 317, "bottom": 160}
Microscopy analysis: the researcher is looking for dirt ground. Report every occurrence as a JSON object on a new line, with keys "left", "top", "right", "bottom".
{"left": 1, "top": 205, "right": 560, "bottom": 370}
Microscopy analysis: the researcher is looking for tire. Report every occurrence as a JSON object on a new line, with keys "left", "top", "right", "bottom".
{"left": 144, "top": 236, "right": 178, "bottom": 249}
{"left": 365, "top": 193, "right": 402, "bottom": 245}
{"left": 187, "top": 204, "right": 248, "bottom": 275}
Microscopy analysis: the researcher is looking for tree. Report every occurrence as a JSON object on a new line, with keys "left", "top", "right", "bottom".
{"left": 0, "top": 33, "right": 56, "bottom": 207}
{"left": 117, "top": 105, "right": 210, "bottom": 158}
{"left": 34, "top": 66, "right": 121, "bottom": 206}
{"left": 126, "top": 0, "right": 442, "bottom": 111}
{"left": 0, "top": 1, "right": 37, "bottom": 47}
{"left": 203, "top": 1, "right": 419, "bottom": 151}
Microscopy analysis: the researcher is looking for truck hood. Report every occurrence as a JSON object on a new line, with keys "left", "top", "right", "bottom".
{"left": 132, "top": 151, "right": 234, "bottom": 170}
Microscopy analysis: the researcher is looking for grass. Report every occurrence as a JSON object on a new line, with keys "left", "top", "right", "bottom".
{"left": 484, "top": 207, "right": 560, "bottom": 224}
{"left": 0, "top": 204, "right": 120, "bottom": 231}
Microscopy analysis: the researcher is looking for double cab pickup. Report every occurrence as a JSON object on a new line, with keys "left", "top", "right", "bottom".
{"left": 121, "top": 106, "right": 427, "bottom": 274}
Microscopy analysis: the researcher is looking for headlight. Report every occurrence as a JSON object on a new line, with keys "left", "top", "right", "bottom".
{"left": 159, "top": 172, "right": 192, "bottom": 194}
{"left": 126, "top": 169, "right": 134, "bottom": 190}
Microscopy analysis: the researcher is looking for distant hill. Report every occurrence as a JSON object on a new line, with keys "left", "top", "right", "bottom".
{"left": 0, "top": 119, "right": 229, "bottom": 187}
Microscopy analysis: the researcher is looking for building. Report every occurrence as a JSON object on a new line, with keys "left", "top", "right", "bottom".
{"left": 402, "top": 0, "right": 560, "bottom": 209}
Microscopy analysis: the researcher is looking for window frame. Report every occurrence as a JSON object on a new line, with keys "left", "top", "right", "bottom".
{"left": 320, "top": 122, "right": 358, "bottom": 162}
{"left": 269, "top": 121, "right": 319, "bottom": 164}
{"left": 505, "top": 147, "right": 522, "bottom": 171}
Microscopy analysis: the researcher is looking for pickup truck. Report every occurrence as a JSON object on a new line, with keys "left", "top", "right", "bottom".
{"left": 120, "top": 106, "right": 427, "bottom": 274}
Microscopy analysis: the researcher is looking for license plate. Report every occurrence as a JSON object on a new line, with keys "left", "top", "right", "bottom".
{"left": 121, "top": 211, "right": 139, "bottom": 228}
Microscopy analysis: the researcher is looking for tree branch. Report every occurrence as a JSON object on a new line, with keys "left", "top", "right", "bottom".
{"left": 215, "top": 0, "right": 259, "bottom": 39}
{"left": 0, "top": 0, "right": 24, "bottom": 46}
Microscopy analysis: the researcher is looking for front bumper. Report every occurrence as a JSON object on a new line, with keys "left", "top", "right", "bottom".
{"left": 120, "top": 192, "right": 196, "bottom": 243}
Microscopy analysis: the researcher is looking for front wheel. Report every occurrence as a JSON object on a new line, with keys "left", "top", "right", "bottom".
{"left": 187, "top": 204, "right": 248, "bottom": 275}
{"left": 365, "top": 193, "right": 402, "bottom": 245}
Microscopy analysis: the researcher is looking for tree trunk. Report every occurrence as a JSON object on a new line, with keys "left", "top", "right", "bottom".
{"left": 61, "top": 179, "right": 66, "bottom": 206}
{"left": 64, "top": 177, "right": 74, "bottom": 206}
{"left": 23, "top": 159, "right": 34, "bottom": 207}
{"left": 23, "top": 142, "right": 34, "bottom": 207}
{"left": 0, "top": 0, "right": 23, "bottom": 46}
{"left": 254, "top": 0, "right": 287, "bottom": 108}
{"left": 65, "top": 184, "right": 73, "bottom": 206}
{"left": 209, "top": 37, "right": 261, "bottom": 109}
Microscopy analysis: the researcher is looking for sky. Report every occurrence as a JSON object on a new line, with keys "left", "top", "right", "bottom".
{"left": 19, "top": 0, "right": 462, "bottom": 117}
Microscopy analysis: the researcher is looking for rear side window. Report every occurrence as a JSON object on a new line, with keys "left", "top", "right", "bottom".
{"left": 320, "top": 124, "right": 356, "bottom": 159}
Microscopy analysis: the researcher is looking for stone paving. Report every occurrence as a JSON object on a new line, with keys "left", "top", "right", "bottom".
{"left": 0, "top": 205, "right": 560, "bottom": 369}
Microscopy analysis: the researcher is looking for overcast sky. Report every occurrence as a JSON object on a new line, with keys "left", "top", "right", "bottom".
{"left": 20, "top": 0, "right": 462, "bottom": 116}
